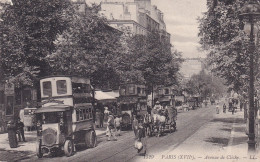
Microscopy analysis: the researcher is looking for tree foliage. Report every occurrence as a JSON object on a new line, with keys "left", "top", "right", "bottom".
{"left": 0, "top": 0, "right": 71, "bottom": 86}
{"left": 1, "top": 1, "right": 182, "bottom": 90}
{"left": 122, "top": 33, "right": 183, "bottom": 92}
{"left": 198, "top": 0, "right": 256, "bottom": 92}
{"left": 185, "top": 70, "right": 226, "bottom": 99}
{"left": 46, "top": 5, "right": 128, "bottom": 89}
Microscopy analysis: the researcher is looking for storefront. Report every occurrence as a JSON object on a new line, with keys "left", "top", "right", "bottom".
{"left": 0, "top": 82, "right": 38, "bottom": 132}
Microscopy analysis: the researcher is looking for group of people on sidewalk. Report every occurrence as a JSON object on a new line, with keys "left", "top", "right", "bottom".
{"left": 104, "top": 108, "right": 122, "bottom": 141}
{"left": 216, "top": 100, "right": 244, "bottom": 115}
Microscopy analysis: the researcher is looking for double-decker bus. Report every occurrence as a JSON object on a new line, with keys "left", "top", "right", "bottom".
{"left": 35, "top": 76, "right": 96, "bottom": 158}
{"left": 118, "top": 83, "right": 148, "bottom": 129}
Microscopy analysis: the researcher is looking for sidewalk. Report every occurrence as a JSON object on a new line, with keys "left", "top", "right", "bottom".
{"left": 144, "top": 108, "right": 260, "bottom": 162}
{"left": 171, "top": 110, "right": 253, "bottom": 161}
{"left": 0, "top": 131, "right": 36, "bottom": 161}
{"left": 0, "top": 127, "right": 107, "bottom": 161}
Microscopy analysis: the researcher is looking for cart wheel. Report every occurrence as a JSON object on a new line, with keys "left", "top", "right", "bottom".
{"left": 36, "top": 140, "right": 43, "bottom": 158}
{"left": 85, "top": 130, "right": 97, "bottom": 148}
{"left": 64, "top": 140, "right": 73, "bottom": 157}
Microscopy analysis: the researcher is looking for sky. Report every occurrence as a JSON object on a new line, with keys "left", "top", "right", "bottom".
{"left": 151, "top": 0, "right": 207, "bottom": 58}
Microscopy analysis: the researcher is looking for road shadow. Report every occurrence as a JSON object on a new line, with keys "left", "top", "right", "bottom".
{"left": 204, "top": 137, "right": 229, "bottom": 147}
{"left": 233, "top": 126, "right": 245, "bottom": 133}
{"left": 210, "top": 118, "right": 244, "bottom": 124}
{"left": 220, "top": 128, "right": 232, "bottom": 132}
{"left": 231, "top": 136, "right": 248, "bottom": 146}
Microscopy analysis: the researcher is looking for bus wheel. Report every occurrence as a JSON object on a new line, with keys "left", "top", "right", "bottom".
{"left": 64, "top": 140, "right": 73, "bottom": 157}
{"left": 85, "top": 130, "right": 97, "bottom": 148}
{"left": 36, "top": 140, "right": 43, "bottom": 158}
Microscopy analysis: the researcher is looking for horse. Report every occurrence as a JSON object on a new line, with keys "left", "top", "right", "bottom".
{"left": 152, "top": 113, "right": 166, "bottom": 137}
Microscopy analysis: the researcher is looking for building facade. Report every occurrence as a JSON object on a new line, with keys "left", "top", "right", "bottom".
{"left": 98, "top": 0, "right": 170, "bottom": 40}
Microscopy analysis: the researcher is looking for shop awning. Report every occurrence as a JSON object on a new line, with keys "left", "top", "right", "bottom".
{"left": 159, "top": 97, "right": 170, "bottom": 102}
{"left": 95, "top": 91, "right": 117, "bottom": 101}
{"left": 35, "top": 105, "right": 72, "bottom": 113}
{"left": 104, "top": 91, "right": 119, "bottom": 98}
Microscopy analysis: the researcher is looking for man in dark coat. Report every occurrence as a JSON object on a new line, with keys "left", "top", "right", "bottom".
{"left": 17, "top": 118, "right": 26, "bottom": 142}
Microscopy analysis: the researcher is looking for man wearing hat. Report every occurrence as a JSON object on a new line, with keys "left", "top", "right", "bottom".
{"left": 16, "top": 117, "right": 26, "bottom": 142}
{"left": 153, "top": 101, "right": 162, "bottom": 112}
{"left": 107, "top": 112, "right": 117, "bottom": 141}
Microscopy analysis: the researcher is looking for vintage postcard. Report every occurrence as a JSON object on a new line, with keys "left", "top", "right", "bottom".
{"left": 0, "top": 0, "right": 259, "bottom": 162}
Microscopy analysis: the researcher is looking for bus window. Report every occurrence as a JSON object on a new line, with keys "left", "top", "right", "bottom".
{"left": 43, "top": 112, "right": 59, "bottom": 124}
{"left": 43, "top": 81, "right": 52, "bottom": 97}
{"left": 72, "top": 83, "right": 90, "bottom": 94}
{"left": 76, "top": 110, "right": 80, "bottom": 121}
{"left": 89, "top": 108, "right": 93, "bottom": 119}
{"left": 79, "top": 109, "right": 83, "bottom": 120}
{"left": 128, "top": 85, "right": 135, "bottom": 94}
{"left": 119, "top": 86, "right": 126, "bottom": 95}
{"left": 83, "top": 109, "right": 87, "bottom": 119}
{"left": 86, "top": 108, "right": 89, "bottom": 119}
{"left": 57, "top": 80, "right": 67, "bottom": 95}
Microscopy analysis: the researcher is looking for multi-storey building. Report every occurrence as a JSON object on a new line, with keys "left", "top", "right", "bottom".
{"left": 98, "top": 0, "right": 170, "bottom": 41}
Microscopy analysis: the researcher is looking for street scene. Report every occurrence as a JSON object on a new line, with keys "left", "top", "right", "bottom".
{"left": 0, "top": 0, "right": 260, "bottom": 162}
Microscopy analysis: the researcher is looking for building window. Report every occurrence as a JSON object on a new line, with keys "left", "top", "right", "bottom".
{"left": 137, "top": 87, "right": 141, "bottom": 94}
{"left": 6, "top": 96, "right": 14, "bottom": 116}
{"left": 15, "top": 90, "right": 21, "bottom": 105}
{"left": 142, "top": 88, "right": 145, "bottom": 94}
{"left": 165, "top": 89, "right": 169, "bottom": 95}
{"left": 22, "top": 89, "right": 31, "bottom": 103}
{"left": 0, "top": 91, "right": 4, "bottom": 104}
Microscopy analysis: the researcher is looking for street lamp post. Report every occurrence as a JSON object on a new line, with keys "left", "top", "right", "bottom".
{"left": 240, "top": 0, "right": 260, "bottom": 153}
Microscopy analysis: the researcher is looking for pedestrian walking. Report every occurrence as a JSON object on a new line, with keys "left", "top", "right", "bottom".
{"left": 216, "top": 104, "right": 219, "bottom": 114}
{"left": 104, "top": 107, "right": 109, "bottom": 136}
{"left": 134, "top": 115, "right": 147, "bottom": 155}
{"left": 114, "top": 115, "right": 122, "bottom": 136}
{"left": 100, "top": 111, "right": 104, "bottom": 128}
{"left": 132, "top": 114, "right": 138, "bottom": 138}
{"left": 107, "top": 112, "right": 117, "bottom": 141}
{"left": 223, "top": 103, "right": 226, "bottom": 113}
{"left": 16, "top": 118, "right": 26, "bottom": 142}
{"left": 240, "top": 102, "right": 243, "bottom": 111}
{"left": 232, "top": 106, "right": 235, "bottom": 115}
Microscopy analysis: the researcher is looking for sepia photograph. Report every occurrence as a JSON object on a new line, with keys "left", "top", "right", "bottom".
{"left": 0, "top": 0, "right": 260, "bottom": 162}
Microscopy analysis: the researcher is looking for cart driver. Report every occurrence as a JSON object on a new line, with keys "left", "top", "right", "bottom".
{"left": 153, "top": 101, "right": 162, "bottom": 112}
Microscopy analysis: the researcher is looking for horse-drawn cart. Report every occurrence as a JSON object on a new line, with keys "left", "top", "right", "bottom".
{"left": 149, "top": 106, "right": 177, "bottom": 137}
